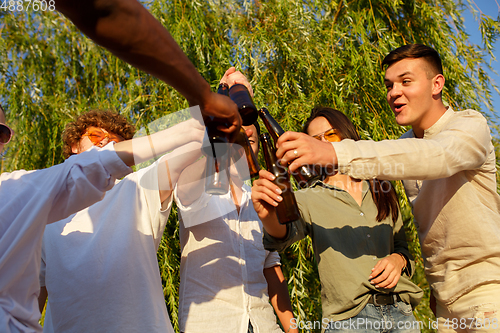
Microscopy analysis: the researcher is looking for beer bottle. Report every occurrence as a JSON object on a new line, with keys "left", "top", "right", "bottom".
{"left": 203, "top": 83, "right": 232, "bottom": 194}
{"left": 258, "top": 107, "right": 319, "bottom": 188}
{"left": 217, "top": 82, "right": 230, "bottom": 96}
{"left": 229, "top": 84, "right": 258, "bottom": 126}
{"left": 204, "top": 153, "right": 230, "bottom": 195}
{"left": 260, "top": 133, "right": 301, "bottom": 224}
{"left": 233, "top": 127, "right": 260, "bottom": 179}
{"left": 224, "top": 82, "right": 259, "bottom": 178}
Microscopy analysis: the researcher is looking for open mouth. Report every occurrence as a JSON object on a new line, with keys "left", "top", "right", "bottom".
{"left": 393, "top": 103, "right": 406, "bottom": 113}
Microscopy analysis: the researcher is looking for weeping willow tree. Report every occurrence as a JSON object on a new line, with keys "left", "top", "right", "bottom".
{"left": 1, "top": 1, "right": 498, "bottom": 332}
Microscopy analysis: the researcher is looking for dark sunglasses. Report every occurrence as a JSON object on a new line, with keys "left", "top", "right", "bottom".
{"left": 0, "top": 123, "right": 13, "bottom": 144}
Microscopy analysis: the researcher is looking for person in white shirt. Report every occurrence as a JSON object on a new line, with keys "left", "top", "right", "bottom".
{"left": 268, "top": 44, "right": 500, "bottom": 333}
{"left": 173, "top": 69, "right": 298, "bottom": 333}
{"left": 0, "top": 101, "right": 204, "bottom": 333}
{"left": 4, "top": 0, "right": 243, "bottom": 328}
{"left": 38, "top": 109, "right": 204, "bottom": 333}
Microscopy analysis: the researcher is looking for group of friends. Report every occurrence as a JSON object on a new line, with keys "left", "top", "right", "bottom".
{"left": 1, "top": 1, "right": 499, "bottom": 333}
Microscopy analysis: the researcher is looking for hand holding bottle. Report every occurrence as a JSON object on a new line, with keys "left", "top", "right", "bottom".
{"left": 275, "top": 131, "right": 337, "bottom": 174}
{"left": 251, "top": 169, "right": 288, "bottom": 239}
{"left": 200, "top": 92, "right": 241, "bottom": 143}
{"left": 258, "top": 108, "right": 319, "bottom": 187}
{"left": 260, "top": 133, "right": 300, "bottom": 225}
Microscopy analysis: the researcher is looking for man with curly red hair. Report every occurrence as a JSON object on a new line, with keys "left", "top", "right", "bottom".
{"left": 61, "top": 110, "right": 136, "bottom": 159}
{"left": 0, "top": 103, "right": 204, "bottom": 333}
{"left": 37, "top": 109, "right": 203, "bottom": 333}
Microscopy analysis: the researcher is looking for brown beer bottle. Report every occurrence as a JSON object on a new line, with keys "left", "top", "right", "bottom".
{"left": 204, "top": 153, "right": 230, "bottom": 195}
{"left": 229, "top": 84, "right": 258, "bottom": 126}
{"left": 233, "top": 127, "right": 260, "bottom": 179}
{"left": 258, "top": 107, "right": 319, "bottom": 188}
{"left": 222, "top": 82, "right": 260, "bottom": 178}
{"left": 217, "top": 82, "right": 230, "bottom": 96}
{"left": 261, "top": 133, "right": 301, "bottom": 224}
{"left": 202, "top": 83, "right": 231, "bottom": 194}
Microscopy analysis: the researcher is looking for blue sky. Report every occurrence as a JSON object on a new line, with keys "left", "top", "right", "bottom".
{"left": 462, "top": 0, "right": 500, "bottom": 119}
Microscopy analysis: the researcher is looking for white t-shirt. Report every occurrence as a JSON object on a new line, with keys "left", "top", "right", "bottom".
{"left": 0, "top": 144, "right": 132, "bottom": 333}
{"left": 176, "top": 184, "right": 283, "bottom": 333}
{"left": 40, "top": 160, "right": 174, "bottom": 333}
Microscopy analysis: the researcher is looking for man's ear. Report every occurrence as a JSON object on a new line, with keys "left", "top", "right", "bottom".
{"left": 71, "top": 143, "right": 79, "bottom": 154}
{"left": 432, "top": 74, "right": 445, "bottom": 96}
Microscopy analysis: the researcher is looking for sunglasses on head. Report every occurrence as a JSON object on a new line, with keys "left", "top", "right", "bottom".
{"left": 0, "top": 123, "right": 13, "bottom": 144}
{"left": 312, "top": 128, "right": 341, "bottom": 142}
{"left": 83, "top": 128, "right": 124, "bottom": 146}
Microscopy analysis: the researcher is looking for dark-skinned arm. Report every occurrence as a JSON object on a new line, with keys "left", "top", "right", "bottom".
{"left": 54, "top": 0, "right": 240, "bottom": 136}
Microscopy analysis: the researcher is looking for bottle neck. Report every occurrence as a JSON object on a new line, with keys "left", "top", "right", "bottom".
{"left": 258, "top": 108, "right": 285, "bottom": 140}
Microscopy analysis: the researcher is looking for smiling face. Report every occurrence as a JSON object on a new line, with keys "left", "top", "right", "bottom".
{"left": 384, "top": 57, "right": 445, "bottom": 137}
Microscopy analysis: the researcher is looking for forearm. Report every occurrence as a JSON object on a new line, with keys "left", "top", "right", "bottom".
{"left": 55, "top": 0, "right": 211, "bottom": 107}
{"left": 114, "top": 118, "right": 203, "bottom": 166}
{"left": 333, "top": 114, "right": 491, "bottom": 180}
{"left": 264, "top": 265, "right": 298, "bottom": 333}
{"left": 158, "top": 142, "right": 203, "bottom": 203}
{"left": 262, "top": 210, "right": 288, "bottom": 239}
{"left": 392, "top": 213, "right": 413, "bottom": 276}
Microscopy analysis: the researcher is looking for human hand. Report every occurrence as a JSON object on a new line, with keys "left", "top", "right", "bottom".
{"left": 368, "top": 253, "right": 405, "bottom": 289}
{"left": 222, "top": 67, "right": 254, "bottom": 97}
{"left": 200, "top": 91, "right": 241, "bottom": 142}
{"left": 276, "top": 131, "right": 337, "bottom": 174}
{"left": 251, "top": 170, "right": 287, "bottom": 238}
{"left": 251, "top": 170, "right": 282, "bottom": 215}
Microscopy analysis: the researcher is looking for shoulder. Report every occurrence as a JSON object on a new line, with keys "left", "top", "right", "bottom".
{"left": 0, "top": 168, "right": 34, "bottom": 181}
{"left": 450, "top": 108, "right": 487, "bottom": 123}
{"left": 453, "top": 108, "right": 485, "bottom": 118}
{"left": 444, "top": 108, "right": 490, "bottom": 135}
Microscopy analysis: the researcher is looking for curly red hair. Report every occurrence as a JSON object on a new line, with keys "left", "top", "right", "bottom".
{"left": 62, "top": 110, "right": 135, "bottom": 159}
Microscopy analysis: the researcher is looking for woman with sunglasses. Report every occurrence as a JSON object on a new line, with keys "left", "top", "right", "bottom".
{"left": 252, "top": 107, "right": 422, "bottom": 333}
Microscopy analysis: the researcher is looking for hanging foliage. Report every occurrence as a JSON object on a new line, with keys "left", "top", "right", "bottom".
{"left": 1, "top": 1, "right": 498, "bottom": 332}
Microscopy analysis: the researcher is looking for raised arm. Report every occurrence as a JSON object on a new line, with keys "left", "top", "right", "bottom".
{"left": 174, "top": 67, "right": 255, "bottom": 207}
{"left": 113, "top": 116, "right": 204, "bottom": 167}
{"left": 54, "top": 0, "right": 240, "bottom": 136}
{"left": 276, "top": 110, "right": 492, "bottom": 181}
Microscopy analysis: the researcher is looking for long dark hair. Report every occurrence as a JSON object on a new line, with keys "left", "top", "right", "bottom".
{"left": 303, "top": 107, "right": 399, "bottom": 223}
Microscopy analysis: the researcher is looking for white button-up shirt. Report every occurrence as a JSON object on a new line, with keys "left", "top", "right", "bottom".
{"left": 175, "top": 184, "right": 283, "bottom": 333}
